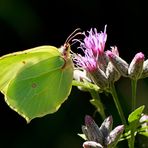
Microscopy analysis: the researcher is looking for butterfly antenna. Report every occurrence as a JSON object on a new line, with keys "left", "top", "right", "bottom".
{"left": 65, "top": 28, "right": 82, "bottom": 44}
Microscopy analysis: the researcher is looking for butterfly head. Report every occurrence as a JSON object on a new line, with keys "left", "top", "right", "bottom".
{"left": 59, "top": 28, "right": 81, "bottom": 60}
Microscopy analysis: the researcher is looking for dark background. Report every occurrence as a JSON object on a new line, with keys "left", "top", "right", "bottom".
{"left": 0, "top": 0, "right": 148, "bottom": 147}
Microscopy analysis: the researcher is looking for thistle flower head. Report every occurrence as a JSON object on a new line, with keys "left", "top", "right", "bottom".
{"left": 81, "top": 25, "right": 107, "bottom": 57}
{"left": 73, "top": 48, "right": 98, "bottom": 73}
{"left": 73, "top": 26, "right": 119, "bottom": 89}
{"left": 73, "top": 26, "right": 108, "bottom": 72}
{"left": 73, "top": 48, "right": 109, "bottom": 89}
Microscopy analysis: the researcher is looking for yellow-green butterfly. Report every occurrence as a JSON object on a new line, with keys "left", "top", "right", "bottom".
{"left": 0, "top": 30, "right": 80, "bottom": 122}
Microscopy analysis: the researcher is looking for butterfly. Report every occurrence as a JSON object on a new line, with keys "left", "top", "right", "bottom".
{"left": 0, "top": 29, "right": 81, "bottom": 122}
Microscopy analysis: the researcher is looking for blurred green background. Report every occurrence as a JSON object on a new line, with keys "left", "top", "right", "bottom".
{"left": 0, "top": 0, "right": 148, "bottom": 147}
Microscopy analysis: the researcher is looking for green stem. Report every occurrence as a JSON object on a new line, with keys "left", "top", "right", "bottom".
{"left": 72, "top": 80, "right": 105, "bottom": 119}
{"left": 128, "top": 79, "right": 138, "bottom": 148}
{"left": 89, "top": 89, "right": 106, "bottom": 120}
{"left": 131, "top": 79, "right": 137, "bottom": 111}
{"left": 128, "top": 130, "right": 135, "bottom": 148}
{"left": 110, "top": 83, "right": 127, "bottom": 125}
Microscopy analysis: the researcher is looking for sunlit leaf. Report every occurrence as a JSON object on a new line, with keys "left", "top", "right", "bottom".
{"left": 128, "top": 105, "right": 145, "bottom": 123}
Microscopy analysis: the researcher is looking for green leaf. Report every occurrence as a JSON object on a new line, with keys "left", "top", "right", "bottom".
{"left": 77, "top": 133, "right": 87, "bottom": 140}
{"left": 72, "top": 80, "right": 101, "bottom": 92}
{"left": 120, "top": 130, "right": 131, "bottom": 141}
{"left": 138, "top": 124, "right": 148, "bottom": 137}
{"left": 124, "top": 105, "right": 145, "bottom": 146}
{"left": 0, "top": 45, "right": 73, "bottom": 122}
{"left": 128, "top": 105, "right": 145, "bottom": 123}
{"left": 90, "top": 99, "right": 104, "bottom": 113}
{"left": 139, "top": 131, "right": 148, "bottom": 137}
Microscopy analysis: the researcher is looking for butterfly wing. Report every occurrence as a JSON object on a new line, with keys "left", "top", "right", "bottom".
{"left": 0, "top": 46, "right": 73, "bottom": 122}
{"left": 0, "top": 46, "right": 60, "bottom": 91}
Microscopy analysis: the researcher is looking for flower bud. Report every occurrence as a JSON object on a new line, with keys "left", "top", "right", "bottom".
{"left": 84, "top": 115, "right": 103, "bottom": 144}
{"left": 140, "top": 114, "right": 148, "bottom": 123}
{"left": 81, "top": 115, "right": 124, "bottom": 148}
{"left": 106, "top": 47, "right": 121, "bottom": 82}
{"left": 82, "top": 125, "right": 90, "bottom": 140}
{"left": 141, "top": 59, "right": 148, "bottom": 78}
{"left": 100, "top": 116, "right": 113, "bottom": 137}
{"left": 128, "top": 52, "right": 144, "bottom": 80}
{"left": 106, "top": 62, "right": 121, "bottom": 83}
{"left": 110, "top": 46, "right": 119, "bottom": 56}
{"left": 73, "top": 69, "right": 91, "bottom": 82}
{"left": 99, "top": 116, "right": 113, "bottom": 145}
{"left": 140, "top": 114, "right": 148, "bottom": 132}
{"left": 98, "top": 52, "right": 109, "bottom": 72}
{"left": 83, "top": 141, "right": 103, "bottom": 148}
{"left": 107, "top": 125, "right": 124, "bottom": 147}
{"left": 90, "top": 67, "right": 109, "bottom": 90}
{"left": 106, "top": 50, "right": 129, "bottom": 77}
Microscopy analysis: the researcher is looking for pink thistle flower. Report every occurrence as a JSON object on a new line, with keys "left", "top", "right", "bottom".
{"left": 73, "top": 25, "right": 108, "bottom": 72}
{"left": 73, "top": 47, "right": 98, "bottom": 73}
{"left": 81, "top": 25, "right": 107, "bottom": 57}
{"left": 73, "top": 48, "right": 108, "bottom": 89}
{"left": 73, "top": 26, "right": 109, "bottom": 89}
{"left": 81, "top": 25, "right": 108, "bottom": 71}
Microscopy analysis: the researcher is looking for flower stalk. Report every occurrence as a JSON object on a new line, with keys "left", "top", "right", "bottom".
{"left": 131, "top": 79, "right": 137, "bottom": 111}
{"left": 89, "top": 89, "right": 106, "bottom": 120}
{"left": 110, "top": 83, "right": 127, "bottom": 126}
